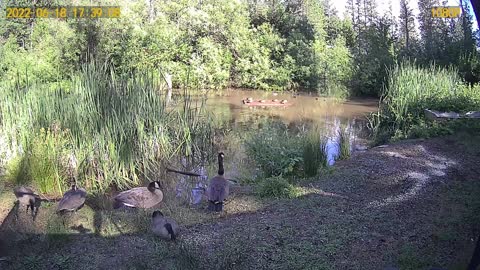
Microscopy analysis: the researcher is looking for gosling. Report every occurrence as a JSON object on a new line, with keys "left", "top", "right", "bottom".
{"left": 57, "top": 183, "right": 87, "bottom": 213}
{"left": 152, "top": 211, "right": 178, "bottom": 241}
{"left": 13, "top": 186, "right": 37, "bottom": 216}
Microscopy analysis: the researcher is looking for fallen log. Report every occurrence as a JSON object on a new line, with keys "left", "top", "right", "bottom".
{"left": 166, "top": 167, "right": 202, "bottom": 177}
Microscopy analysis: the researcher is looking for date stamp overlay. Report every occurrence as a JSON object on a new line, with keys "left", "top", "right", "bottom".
{"left": 5, "top": 6, "right": 121, "bottom": 19}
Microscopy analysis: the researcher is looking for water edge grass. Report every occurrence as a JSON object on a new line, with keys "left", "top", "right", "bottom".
{"left": 0, "top": 63, "right": 216, "bottom": 194}
{"left": 369, "top": 62, "right": 480, "bottom": 143}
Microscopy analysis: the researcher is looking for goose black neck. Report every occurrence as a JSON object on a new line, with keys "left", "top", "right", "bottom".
{"left": 218, "top": 155, "right": 224, "bottom": 176}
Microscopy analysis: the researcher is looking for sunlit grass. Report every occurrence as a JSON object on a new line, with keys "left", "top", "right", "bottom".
{"left": 369, "top": 62, "right": 480, "bottom": 143}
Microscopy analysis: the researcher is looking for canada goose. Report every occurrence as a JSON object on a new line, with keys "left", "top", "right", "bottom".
{"left": 280, "top": 99, "right": 288, "bottom": 104}
{"left": 272, "top": 92, "right": 278, "bottom": 96}
{"left": 272, "top": 99, "right": 279, "bottom": 102}
{"left": 259, "top": 100, "right": 266, "bottom": 103}
{"left": 57, "top": 184, "right": 87, "bottom": 213}
{"left": 247, "top": 97, "right": 253, "bottom": 102}
{"left": 207, "top": 152, "right": 229, "bottom": 212}
{"left": 13, "top": 186, "right": 37, "bottom": 215}
{"left": 151, "top": 210, "right": 178, "bottom": 240}
{"left": 113, "top": 181, "right": 163, "bottom": 209}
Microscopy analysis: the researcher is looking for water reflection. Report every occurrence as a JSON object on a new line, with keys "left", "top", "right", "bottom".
{"left": 204, "top": 89, "right": 377, "bottom": 165}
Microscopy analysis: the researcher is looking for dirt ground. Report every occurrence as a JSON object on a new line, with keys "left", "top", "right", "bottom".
{"left": 0, "top": 133, "right": 479, "bottom": 270}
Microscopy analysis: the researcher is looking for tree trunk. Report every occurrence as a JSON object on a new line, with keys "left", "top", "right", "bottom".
{"left": 164, "top": 73, "right": 173, "bottom": 106}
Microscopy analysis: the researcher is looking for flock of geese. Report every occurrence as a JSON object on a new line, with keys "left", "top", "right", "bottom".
{"left": 12, "top": 152, "right": 229, "bottom": 241}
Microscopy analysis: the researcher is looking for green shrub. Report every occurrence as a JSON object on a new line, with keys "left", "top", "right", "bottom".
{"left": 256, "top": 175, "right": 298, "bottom": 199}
{"left": 245, "top": 124, "right": 303, "bottom": 177}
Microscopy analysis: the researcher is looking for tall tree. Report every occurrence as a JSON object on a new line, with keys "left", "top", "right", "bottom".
{"left": 417, "top": 0, "right": 445, "bottom": 61}
{"left": 398, "top": 0, "right": 417, "bottom": 55}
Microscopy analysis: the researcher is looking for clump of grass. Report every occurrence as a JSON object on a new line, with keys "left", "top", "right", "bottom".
{"left": 256, "top": 175, "right": 299, "bottom": 199}
{"left": 303, "top": 127, "right": 328, "bottom": 177}
{"left": 337, "top": 126, "right": 351, "bottom": 160}
{"left": 369, "top": 62, "right": 480, "bottom": 143}
{"left": 25, "top": 128, "right": 70, "bottom": 195}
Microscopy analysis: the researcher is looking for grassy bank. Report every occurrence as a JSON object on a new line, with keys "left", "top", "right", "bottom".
{"left": 369, "top": 62, "right": 480, "bottom": 144}
{"left": 1, "top": 133, "right": 479, "bottom": 270}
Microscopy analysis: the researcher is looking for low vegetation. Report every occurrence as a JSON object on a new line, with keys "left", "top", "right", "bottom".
{"left": 369, "top": 63, "right": 480, "bottom": 144}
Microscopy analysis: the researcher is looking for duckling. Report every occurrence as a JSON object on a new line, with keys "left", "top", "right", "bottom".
{"left": 207, "top": 152, "right": 229, "bottom": 212}
{"left": 57, "top": 183, "right": 87, "bottom": 213}
{"left": 151, "top": 210, "right": 178, "bottom": 240}
{"left": 113, "top": 181, "right": 163, "bottom": 209}
{"left": 13, "top": 186, "right": 37, "bottom": 216}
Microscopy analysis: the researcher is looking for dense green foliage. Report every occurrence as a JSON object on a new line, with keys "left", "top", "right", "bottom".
{"left": 370, "top": 63, "right": 480, "bottom": 143}
{"left": 245, "top": 123, "right": 331, "bottom": 180}
{"left": 2, "top": 0, "right": 476, "bottom": 96}
{"left": 303, "top": 128, "right": 328, "bottom": 177}
{"left": 1, "top": 64, "right": 215, "bottom": 194}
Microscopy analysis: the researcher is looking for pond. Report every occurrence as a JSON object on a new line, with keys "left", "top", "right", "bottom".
{"left": 203, "top": 89, "right": 378, "bottom": 165}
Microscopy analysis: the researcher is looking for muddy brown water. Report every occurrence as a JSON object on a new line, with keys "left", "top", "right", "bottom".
{"left": 203, "top": 89, "right": 378, "bottom": 165}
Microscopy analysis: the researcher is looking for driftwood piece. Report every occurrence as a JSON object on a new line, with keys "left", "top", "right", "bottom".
{"left": 166, "top": 167, "right": 201, "bottom": 177}
{"left": 424, "top": 109, "right": 480, "bottom": 121}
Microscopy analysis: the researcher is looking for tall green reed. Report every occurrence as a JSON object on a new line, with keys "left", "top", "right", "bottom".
{"left": 337, "top": 126, "right": 351, "bottom": 160}
{"left": 0, "top": 63, "right": 214, "bottom": 193}
{"left": 369, "top": 62, "right": 480, "bottom": 143}
{"left": 303, "top": 127, "right": 328, "bottom": 177}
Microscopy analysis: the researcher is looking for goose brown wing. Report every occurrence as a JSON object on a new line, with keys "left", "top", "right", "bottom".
{"left": 114, "top": 187, "right": 163, "bottom": 208}
{"left": 57, "top": 188, "right": 87, "bottom": 211}
{"left": 208, "top": 177, "right": 229, "bottom": 202}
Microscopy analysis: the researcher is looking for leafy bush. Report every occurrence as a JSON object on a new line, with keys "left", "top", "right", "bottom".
{"left": 256, "top": 175, "right": 298, "bottom": 199}
{"left": 245, "top": 124, "right": 303, "bottom": 177}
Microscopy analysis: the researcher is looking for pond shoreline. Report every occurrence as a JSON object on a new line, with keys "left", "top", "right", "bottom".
{"left": 1, "top": 132, "right": 479, "bottom": 269}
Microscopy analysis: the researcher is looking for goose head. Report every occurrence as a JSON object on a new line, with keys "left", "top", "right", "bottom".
{"left": 152, "top": 210, "right": 164, "bottom": 218}
{"left": 147, "top": 181, "right": 162, "bottom": 192}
